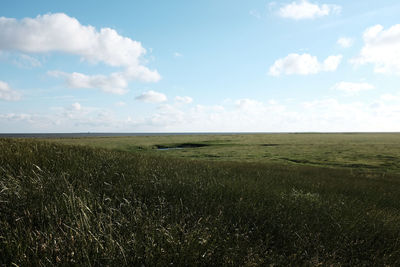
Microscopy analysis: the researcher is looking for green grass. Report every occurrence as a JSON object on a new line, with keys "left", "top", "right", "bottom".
{"left": 47, "top": 133, "right": 400, "bottom": 172}
{"left": 1, "top": 135, "right": 400, "bottom": 265}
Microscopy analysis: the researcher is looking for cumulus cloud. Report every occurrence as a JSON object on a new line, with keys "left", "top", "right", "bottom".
{"left": 0, "top": 13, "right": 160, "bottom": 93}
{"left": 300, "top": 97, "right": 400, "bottom": 131}
{"left": 0, "top": 81, "right": 21, "bottom": 101}
{"left": 71, "top": 102, "right": 81, "bottom": 111}
{"left": 144, "top": 99, "right": 288, "bottom": 132}
{"left": 337, "top": 37, "right": 354, "bottom": 48}
{"left": 4, "top": 96, "right": 400, "bottom": 132}
{"left": 0, "top": 113, "right": 36, "bottom": 125}
{"left": 278, "top": 0, "right": 341, "bottom": 20}
{"left": 175, "top": 96, "right": 193, "bottom": 104}
{"left": 322, "top": 55, "right": 343, "bottom": 71}
{"left": 135, "top": 90, "right": 167, "bottom": 103}
{"left": 235, "top": 98, "right": 263, "bottom": 110}
{"left": 351, "top": 24, "right": 400, "bottom": 74}
{"left": 0, "top": 101, "right": 128, "bottom": 132}
{"left": 148, "top": 104, "right": 187, "bottom": 127}
{"left": 124, "top": 66, "right": 161, "bottom": 82}
{"left": 0, "top": 13, "right": 147, "bottom": 68}
{"left": 48, "top": 71, "right": 128, "bottom": 95}
{"left": 269, "top": 53, "right": 342, "bottom": 76}
{"left": 332, "top": 82, "right": 374, "bottom": 96}
{"left": 0, "top": 98, "right": 288, "bottom": 132}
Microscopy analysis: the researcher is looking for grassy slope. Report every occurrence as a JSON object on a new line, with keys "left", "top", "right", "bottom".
{"left": 1, "top": 138, "right": 400, "bottom": 265}
{"left": 46, "top": 133, "right": 400, "bottom": 172}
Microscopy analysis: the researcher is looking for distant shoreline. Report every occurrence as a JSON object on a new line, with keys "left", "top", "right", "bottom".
{"left": 0, "top": 132, "right": 399, "bottom": 138}
{"left": 0, "top": 132, "right": 279, "bottom": 138}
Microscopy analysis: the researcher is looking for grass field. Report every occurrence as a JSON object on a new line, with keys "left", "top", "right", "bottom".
{"left": 1, "top": 134, "right": 400, "bottom": 265}
{"left": 48, "top": 133, "right": 400, "bottom": 172}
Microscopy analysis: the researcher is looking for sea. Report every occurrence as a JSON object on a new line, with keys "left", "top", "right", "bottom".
{"left": 0, "top": 132, "right": 271, "bottom": 138}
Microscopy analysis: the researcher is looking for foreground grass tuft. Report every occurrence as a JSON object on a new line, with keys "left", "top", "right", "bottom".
{"left": 1, "top": 138, "right": 400, "bottom": 265}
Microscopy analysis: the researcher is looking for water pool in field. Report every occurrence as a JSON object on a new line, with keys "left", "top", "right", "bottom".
{"left": 157, "top": 147, "right": 184, "bottom": 151}
{"left": 156, "top": 143, "right": 209, "bottom": 151}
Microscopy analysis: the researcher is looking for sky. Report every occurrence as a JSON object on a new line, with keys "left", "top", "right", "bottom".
{"left": 1, "top": 0, "right": 400, "bottom": 132}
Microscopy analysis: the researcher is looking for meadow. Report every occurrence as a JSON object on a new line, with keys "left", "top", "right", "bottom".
{"left": 1, "top": 134, "right": 400, "bottom": 265}
{"left": 49, "top": 133, "right": 400, "bottom": 172}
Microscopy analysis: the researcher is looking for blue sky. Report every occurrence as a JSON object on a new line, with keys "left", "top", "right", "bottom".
{"left": 1, "top": 0, "right": 400, "bottom": 132}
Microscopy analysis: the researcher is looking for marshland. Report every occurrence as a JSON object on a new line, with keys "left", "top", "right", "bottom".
{"left": 1, "top": 133, "right": 400, "bottom": 265}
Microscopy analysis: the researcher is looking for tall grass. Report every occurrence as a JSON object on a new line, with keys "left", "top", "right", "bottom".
{"left": 1, "top": 138, "right": 400, "bottom": 265}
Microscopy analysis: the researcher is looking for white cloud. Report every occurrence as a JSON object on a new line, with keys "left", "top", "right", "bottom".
{"left": 269, "top": 54, "right": 319, "bottom": 76}
{"left": 0, "top": 99, "right": 287, "bottom": 132}
{"left": 48, "top": 71, "right": 128, "bottom": 95}
{"left": 351, "top": 24, "right": 400, "bottom": 74}
{"left": 0, "top": 113, "right": 36, "bottom": 124}
{"left": 4, "top": 96, "right": 400, "bottom": 132}
{"left": 380, "top": 94, "right": 400, "bottom": 102}
{"left": 175, "top": 96, "right": 193, "bottom": 104}
{"left": 278, "top": 0, "right": 341, "bottom": 20}
{"left": 48, "top": 66, "right": 161, "bottom": 95}
{"left": 124, "top": 65, "right": 161, "bottom": 83}
{"left": 0, "top": 81, "right": 21, "bottom": 101}
{"left": 71, "top": 102, "right": 81, "bottom": 111}
{"left": 337, "top": 37, "right": 354, "bottom": 48}
{"left": 299, "top": 97, "right": 400, "bottom": 131}
{"left": 0, "top": 13, "right": 160, "bottom": 93}
{"left": 0, "top": 13, "right": 146, "bottom": 68}
{"left": 235, "top": 98, "right": 263, "bottom": 110}
{"left": 322, "top": 55, "right": 343, "bottom": 71}
{"left": 143, "top": 99, "right": 288, "bottom": 132}
{"left": 269, "top": 53, "right": 342, "bottom": 76}
{"left": 135, "top": 90, "right": 167, "bottom": 103}
{"left": 332, "top": 82, "right": 374, "bottom": 96}
{"left": 0, "top": 102, "right": 126, "bottom": 132}
{"left": 148, "top": 104, "right": 186, "bottom": 127}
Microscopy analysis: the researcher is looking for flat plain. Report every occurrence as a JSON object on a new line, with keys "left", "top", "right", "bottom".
{"left": 1, "top": 133, "right": 400, "bottom": 265}
{"left": 48, "top": 133, "right": 400, "bottom": 172}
